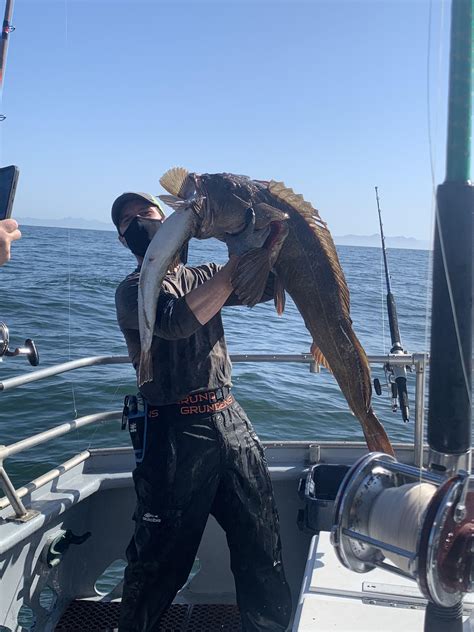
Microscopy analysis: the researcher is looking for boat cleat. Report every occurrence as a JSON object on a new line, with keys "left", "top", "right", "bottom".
{"left": 42, "top": 528, "right": 91, "bottom": 568}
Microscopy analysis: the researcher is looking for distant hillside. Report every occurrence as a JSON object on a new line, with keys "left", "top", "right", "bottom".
{"left": 334, "top": 233, "right": 430, "bottom": 250}
{"left": 16, "top": 217, "right": 431, "bottom": 249}
{"left": 16, "top": 216, "right": 114, "bottom": 231}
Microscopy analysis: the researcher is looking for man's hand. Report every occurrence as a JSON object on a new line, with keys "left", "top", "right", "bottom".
{"left": 225, "top": 208, "right": 270, "bottom": 258}
{"left": 0, "top": 219, "right": 21, "bottom": 265}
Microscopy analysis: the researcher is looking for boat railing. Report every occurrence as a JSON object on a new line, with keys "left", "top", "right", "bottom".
{"left": 0, "top": 352, "right": 428, "bottom": 520}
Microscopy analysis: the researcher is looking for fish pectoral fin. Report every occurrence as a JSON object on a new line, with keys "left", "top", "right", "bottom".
{"left": 231, "top": 248, "right": 271, "bottom": 307}
{"left": 310, "top": 342, "right": 333, "bottom": 373}
{"left": 254, "top": 202, "right": 289, "bottom": 223}
{"left": 274, "top": 274, "right": 286, "bottom": 315}
{"left": 159, "top": 194, "right": 191, "bottom": 211}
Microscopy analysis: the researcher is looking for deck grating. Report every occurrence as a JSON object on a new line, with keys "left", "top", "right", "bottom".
{"left": 55, "top": 601, "right": 242, "bottom": 631}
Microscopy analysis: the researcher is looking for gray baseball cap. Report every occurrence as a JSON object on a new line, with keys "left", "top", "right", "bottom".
{"left": 111, "top": 192, "right": 165, "bottom": 232}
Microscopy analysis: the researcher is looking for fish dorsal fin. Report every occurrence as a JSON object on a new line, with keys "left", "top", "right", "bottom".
{"left": 268, "top": 181, "right": 328, "bottom": 230}
{"left": 160, "top": 167, "right": 190, "bottom": 197}
{"left": 310, "top": 342, "right": 332, "bottom": 373}
{"left": 268, "top": 180, "right": 350, "bottom": 318}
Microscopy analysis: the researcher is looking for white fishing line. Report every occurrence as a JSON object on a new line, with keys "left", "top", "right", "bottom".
{"left": 423, "top": 1, "right": 440, "bottom": 443}
{"left": 380, "top": 249, "right": 386, "bottom": 355}
{"left": 368, "top": 482, "right": 436, "bottom": 572}
{"left": 67, "top": 226, "right": 78, "bottom": 420}
{"left": 62, "top": 2, "right": 78, "bottom": 423}
{"left": 418, "top": 0, "right": 442, "bottom": 491}
{"left": 426, "top": 0, "right": 447, "bottom": 190}
{"left": 425, "top": 0, "right": 444, "bottom": 363}
{"left": 435, "top": 209, "right": 472, "bottom": 405}
{"left": 64, "top": 0, "right": 68, "bottom": 42}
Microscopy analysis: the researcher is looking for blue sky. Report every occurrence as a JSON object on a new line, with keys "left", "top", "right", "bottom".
{"left": 0, "top": 0, "right": 460, "bottom": 239}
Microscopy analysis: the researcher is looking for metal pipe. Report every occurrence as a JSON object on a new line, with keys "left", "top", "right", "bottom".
{"left": 0, "top": 355, "right": 130, "bottom": 391}
{"left": 414, "top": 355, "right": 427, "bottom": 467}
{"left": 341, "top": 528, "right": 415, "bottom": 560}
{"left": 0, "top": 411, "right": 121, "bottom": 459}
{"left": 0, "top": 353, "right": 422, "bottom": 391}
{"left": 233, "top": 353, "right": 417, "bottom": 366}
{"left": 0, "top": 464, "right": 28, "bottom": 516}
{"left": 374, "top": 459, "right": 445, "bottom": 485}
{"left": 0, "top": 451, "right": 90, "bottom": 510}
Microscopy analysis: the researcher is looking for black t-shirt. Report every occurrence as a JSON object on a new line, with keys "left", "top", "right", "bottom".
{"left": 115, "top": 263, "right": 274, "bottom": 405}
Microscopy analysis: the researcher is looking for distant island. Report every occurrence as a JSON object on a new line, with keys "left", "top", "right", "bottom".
{"left": 16, "top": 217, "right": 431, "bottom": 250}
{"left": 16, "top": 216, "right": 114, "bottom": 232}
{"left": 334, "top": 233, "right": 430, "bottom": 250}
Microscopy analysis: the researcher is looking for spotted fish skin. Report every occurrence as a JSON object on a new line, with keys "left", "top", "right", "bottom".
{"left": 268, "top": 189, "right": 393, "bottom": 455}
{"left": 156, "top": 169, "right": 394, "bottom": 456}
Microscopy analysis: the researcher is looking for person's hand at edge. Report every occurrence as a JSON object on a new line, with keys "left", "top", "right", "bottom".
{"left": 0, "top": 219, "right": 21, "bottom": 265}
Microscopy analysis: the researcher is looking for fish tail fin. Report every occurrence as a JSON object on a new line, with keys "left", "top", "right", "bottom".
{"left": 362, "top": 408, "right": 395, "bottom": 456}
{"left": 138, "top": 350, "right": 153, "bottom": 387}
{"left": 329, "top": 321, "right": 394, "bottom": 456}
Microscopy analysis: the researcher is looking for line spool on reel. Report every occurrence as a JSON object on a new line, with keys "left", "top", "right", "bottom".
{"left": 331, "top": 452, "right": 474, "bottom": 608}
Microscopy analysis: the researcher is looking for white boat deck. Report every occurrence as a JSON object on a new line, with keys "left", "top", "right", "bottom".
{"left": 2, "top": 441, "right": 471, "bottom": 631}
{"left": 293, "top": 532, "right": 474, "bottom": 631}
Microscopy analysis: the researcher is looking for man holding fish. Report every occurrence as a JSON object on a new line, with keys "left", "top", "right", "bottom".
{"left": 112, "top": 191, "right": 292, "bottom": 632}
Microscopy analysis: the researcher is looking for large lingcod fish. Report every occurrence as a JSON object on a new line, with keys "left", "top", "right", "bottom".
{"left": 138, "top": 167, "right": 394, "bottom": 455}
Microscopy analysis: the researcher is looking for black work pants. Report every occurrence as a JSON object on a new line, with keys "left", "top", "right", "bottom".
{"left": 119, "top": 398, "right": 292, "bottom": 632}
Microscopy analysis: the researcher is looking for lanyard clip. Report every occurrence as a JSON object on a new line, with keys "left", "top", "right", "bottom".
{"left": 121, "top": 395, "right": 130, "bottom": 430}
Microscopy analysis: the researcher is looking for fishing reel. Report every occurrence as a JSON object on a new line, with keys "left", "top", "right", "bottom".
{"left": 331, "top": 452, "right": 474, "bottom": 609}
{"left": 0, "top": 321, "right": 39, "bottom": 366}
{"left": 373, "top": 348, "right": 412, "bottom": 422}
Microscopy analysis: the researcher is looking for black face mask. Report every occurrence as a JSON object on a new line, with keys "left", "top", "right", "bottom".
{"left": 122, "top": 217, "right": 162, "bottom": 258}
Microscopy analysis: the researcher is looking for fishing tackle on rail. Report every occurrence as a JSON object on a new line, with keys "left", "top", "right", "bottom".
{"left": 373, "top": 186, "right": 411, "bottom": 422}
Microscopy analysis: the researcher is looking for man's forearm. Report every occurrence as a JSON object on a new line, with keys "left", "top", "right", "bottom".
{"left": 185, "top": 256, "right": 239, "bottom": 325}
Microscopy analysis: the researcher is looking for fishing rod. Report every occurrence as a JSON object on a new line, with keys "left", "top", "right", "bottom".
{"left": 374, "top": 186, "right": 410, "bottom": 422}
{"left": 333, "top": 4, "right": 473, "bottom": 630}
{"left": 0, "top": 0, "right": 14, "bottom": 120}
{"left": 0, "top": 0, "right": 37, "bottom": 365}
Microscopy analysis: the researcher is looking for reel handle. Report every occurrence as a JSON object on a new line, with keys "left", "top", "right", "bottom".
{"left": 0, "top": 322, "right": 39, "bottom": 366}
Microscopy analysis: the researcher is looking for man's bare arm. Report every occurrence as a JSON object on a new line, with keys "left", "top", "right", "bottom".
{"left": 185, "top": 256, "right": 239, "bottom": 325}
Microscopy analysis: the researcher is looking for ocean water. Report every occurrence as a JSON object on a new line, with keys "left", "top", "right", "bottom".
{"left": 0, "top": 225, "right": 432, "bottom": 491}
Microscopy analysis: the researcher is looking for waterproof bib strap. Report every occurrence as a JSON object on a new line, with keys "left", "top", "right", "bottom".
{"left": 122, "top": 394, "right": 147, "bottom": 463}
